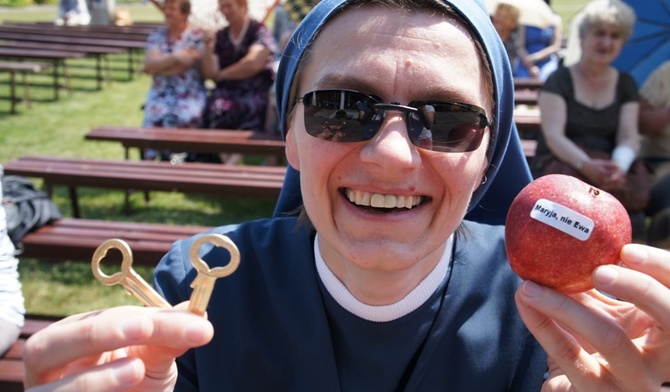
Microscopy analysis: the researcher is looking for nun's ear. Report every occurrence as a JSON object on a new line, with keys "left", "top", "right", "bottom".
{"left": 284, "top": 120, "right": 301, "bottom": 171}
{"left": 476, "top": 158, "right": 490, "bottom": 189}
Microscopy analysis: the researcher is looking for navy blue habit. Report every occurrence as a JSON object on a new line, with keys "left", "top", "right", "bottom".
{"left": 153, "top": 0, "right": 547, "bottom": 390}
{"left": 154, "top": 219, "right": 546, "bottom": 391}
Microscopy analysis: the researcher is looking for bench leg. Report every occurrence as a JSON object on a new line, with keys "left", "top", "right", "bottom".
{"left": 68, "top": 186, "right": 81, "bottom": 219}
{"left": 52, "top": 61, "right": 60, "bottom": 101}
{"left": 127, "top": 50, "right": 134, "bottom": 81}
{"left": 124, "top": 190, "right": 131, "bottom": 215}
{"left": 62, "top": 60, "right": 73, "bottom": 97}
{"left": 22, "top": 71, "right": 31, "bottom": 109}
{"left": 95, "top": 54, "right": 102, "bottom": 91}
{"left": 8, "top": 70, "right": 17, "bottom": 114}
{"left": 104, "top": 54, "right": 112, "bottom": 87}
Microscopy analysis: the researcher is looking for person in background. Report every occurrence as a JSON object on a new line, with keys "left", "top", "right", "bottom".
{"left": 268, "top": 0, "right": 321, "bottom": 138}
{"left": 638, "top": 60, "right": 670, "bottom": 248}
{"left": 532, "top": 0, "right": 647, "bottom": 240}
{"left": 0, "top": 167, "right": 25, "bottom": 358}
{"left": 272, "top": 1, "right": 296, "bottom": 54}
{"left": 200, "top": 0, "right": 277, "bottom": 164}
{"left": 141, "top": 0, "right": 207, "bottom": 163}
{"left": 89, "top": 0, "right": 116, "bottom": 25}
{"left": 492, "top": 2, "right": 522, "bottom": 73}
{"left": 21, "top": 1, "right": 670, "bottom": 390}
{"left": 55, "top": 0, "right": 91, "bottom": 26}
{"left": 514, "top": 6, "right": 562, "bottom": 81}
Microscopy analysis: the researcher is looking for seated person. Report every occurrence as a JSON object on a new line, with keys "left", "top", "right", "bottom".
{"left": 200, "top": 0, "right": 277, "bottom": 163}
{"left": 21, "top": 2, "right": 670, "bottom": 391}
{"left": 638, "top": 60, "right": 670, "bottom": 248}
{"left": 532, "top": 0, "right": 648, "bottom": 240}
{"left": 515, "top": 5, "right": 562, "bottom": 81}
{"left": 492, "top": 2, "right": 523, "bottom": 74}
{"left": 55, "top": 0, "right": 91, "bottom": 26}
{"left": 141, "top": 0, "right": 208, "bottom": 163}
{"left": 0, "top": 168, "right": 25, "bottom": 357}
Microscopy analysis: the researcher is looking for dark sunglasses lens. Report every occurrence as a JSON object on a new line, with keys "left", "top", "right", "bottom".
{"left": 409, "top": 104, "right": 486, "bottom": 152}
{"left": 302, "top": 91, "right": 380, "bottom": 142}
{"left": 301, "top": 91, "right": 488, "bottom": 153}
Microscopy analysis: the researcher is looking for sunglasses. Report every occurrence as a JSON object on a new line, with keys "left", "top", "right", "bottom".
{"left": 296, "top": 89, "right": 493, "bottom": 153}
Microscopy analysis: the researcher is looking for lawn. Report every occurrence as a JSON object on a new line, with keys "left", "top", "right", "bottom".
{"left": 0, "top": 0, "right": 588, "bottom": 317}
{"left": 0, "top": 2, "right": 277, "bottom": 316}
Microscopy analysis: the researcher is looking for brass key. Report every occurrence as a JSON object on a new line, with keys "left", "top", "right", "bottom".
{"left": 188, "top": 234, "right": 240, "bottom": 316}
{"left": 92, "top": 238, "right": 171, "bottom": 309}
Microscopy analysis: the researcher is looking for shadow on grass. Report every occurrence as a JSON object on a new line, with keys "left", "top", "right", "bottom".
{"left": 47, "top": 186, "right": 277, "bottom": 227}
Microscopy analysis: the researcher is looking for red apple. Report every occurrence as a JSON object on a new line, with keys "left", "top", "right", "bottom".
{"left": 505, "top": 174, "right": 632, "bottom": 294}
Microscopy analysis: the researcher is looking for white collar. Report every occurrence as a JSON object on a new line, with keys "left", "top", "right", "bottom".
{"left": 314, "top": 234, "right": 453, "bottom": 322}
{"left": 228, "top": 17, "right": 250, "bottom": 48}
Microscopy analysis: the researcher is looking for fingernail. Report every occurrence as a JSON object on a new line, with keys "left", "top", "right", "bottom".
{"left": 622, "top": 244, "right": 646, "bottom": 265}
{"left": 594, "top": 265, "right": 619, "bottom": 285}
{"left": 521, "top": 281, "right": 544, "bottom": 298}
{"left": 114, "top": 358, "right": 143, "bottom": 387}
{"left": 184, "top": 319, "right": 210, "bottom": 343}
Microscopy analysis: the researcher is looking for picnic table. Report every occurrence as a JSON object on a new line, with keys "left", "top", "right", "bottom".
{"left": 0, "top": 24, "right": 149, "bottom": 42}
{"left": 0, "top": 60, "right": 49, "bottom": 113}
{"left": 0, "top": 41, "right": 126, "bottom": 90}
{"left": 0, "top": 31, "right": 144, "bottom": 80}
{"left": 0, "top": 47, "right": 85, "bottom": 100}
{"left": 85, "top": 126, "right": 286, "bottom": 161}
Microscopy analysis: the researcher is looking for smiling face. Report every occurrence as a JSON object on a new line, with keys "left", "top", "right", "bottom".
{"left": 163, "top": 0, "right": 189, "bottom": 28}
{"left": 492, "top": 4, "right": 519, "bottom": 39}
{"left": 580, "top": 23, "right": 625, "bottom": 65}
{"left": 285, "top": 6, "right": 492, "bottom": 300}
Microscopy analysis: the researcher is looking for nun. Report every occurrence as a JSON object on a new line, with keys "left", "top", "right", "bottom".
{"left": 23, "top": 1, "right": 670, "bottom": 391}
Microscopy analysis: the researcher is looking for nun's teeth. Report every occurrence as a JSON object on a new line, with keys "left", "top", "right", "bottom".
{"left": 346, "top": 189, "right": 422, "bottom": 209}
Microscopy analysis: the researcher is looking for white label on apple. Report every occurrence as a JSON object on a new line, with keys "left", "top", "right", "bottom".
{"left": 529, "top": 198, "right": 594, "bottom": 241}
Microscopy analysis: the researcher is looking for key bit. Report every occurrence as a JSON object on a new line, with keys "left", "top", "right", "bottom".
{"left": 188, "top": 234, "right": 240, "bottom": 316}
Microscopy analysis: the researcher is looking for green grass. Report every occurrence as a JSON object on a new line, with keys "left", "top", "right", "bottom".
{"left": 0, "top": 0, "right": 588, "bottom": 317}
{"left": 0, "top": 3, "right": 277, "bottom": 316}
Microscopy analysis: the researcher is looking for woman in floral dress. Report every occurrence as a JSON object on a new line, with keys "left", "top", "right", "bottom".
{"left": 142, "top": 0, "right": 207, "bottom": 160}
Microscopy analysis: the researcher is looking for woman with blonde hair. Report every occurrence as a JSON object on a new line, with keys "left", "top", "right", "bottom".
{"left": 533, "top": 0, "right": 647, "bottom": 239}
{"left": 492, "top": 2, "right": 522, "bottom": 73}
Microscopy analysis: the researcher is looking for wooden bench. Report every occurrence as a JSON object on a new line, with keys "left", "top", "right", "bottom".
{"left": 514, "top": 89, "right": 539, "bottom": 106}
{"left": 85, "top": 126, "right": 286, "bottom": 161}
{"left": 0, "top": 41, "right": 126, "bottom": 90}
{"left": 3, "top": 156, "right": 286, "bottom": 218}
{"left": 0, "top": 31, "right": 144, "bottom": 81}
{"left": 85, "top": 121, "right": 538, "bottom": 163}
{"left": 520, "top": 139, "right": 537, "bottom": 161}
{"left": 514, "top": 113, "right": 541, "bottom": 139}
{"left": 0, "top": 316, "right": 61, "bottom": 392}
{"left": 27, "top": 21, "right": 159, "bottom": 34}
{"left": 513, "top": 77, "right": 543, "bottom": 90}
{"left": 514, "top": 77, "right": 542, "bottom": 106}
{"left": 0, "top": 47, "right": 85, "bottom": 100}
{"left": 20, "top": 217, "right": 210, "bottom": 265}
{"left": 0, "top": 60, "right": 49, "bottom": 114}
{"left": 514, "top": 113, "right": 541, "bottom": 162}
{"left": 0, "top": 24, "right": 149, "bottom": 42}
